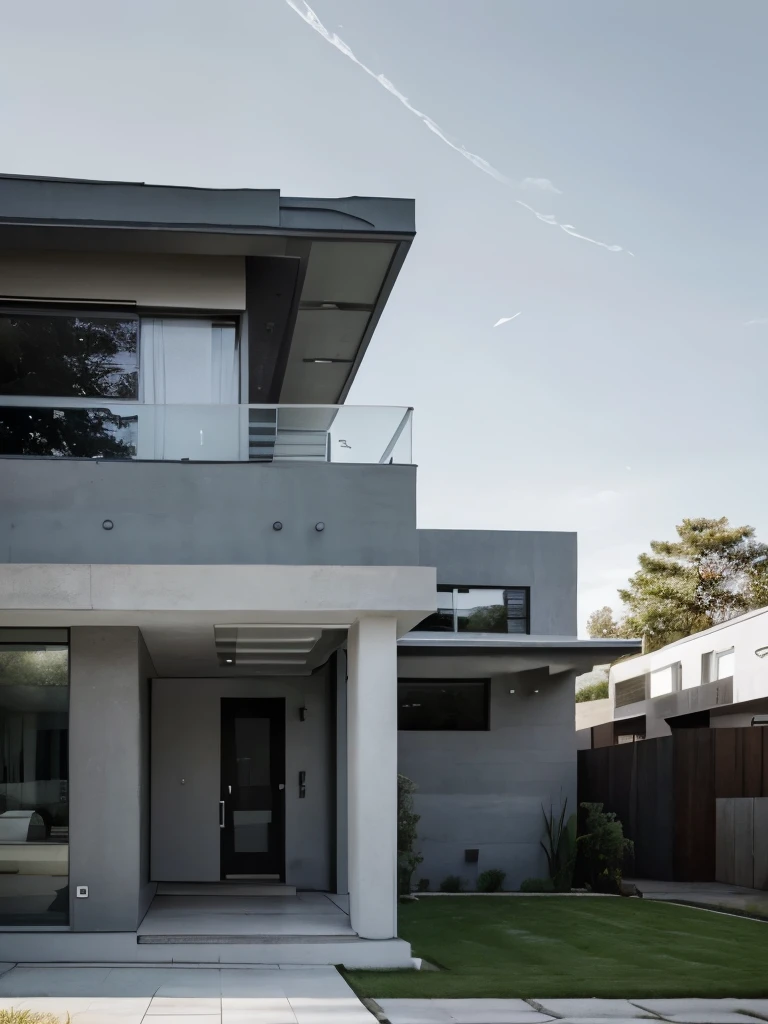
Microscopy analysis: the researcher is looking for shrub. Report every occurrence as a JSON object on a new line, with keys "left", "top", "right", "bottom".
{"left": 0, "top": 1011, "right": 69, "bottom": 1023}
{"left": 541, "top": 799, "right": 578, "bottom": 890}
{"left": 577, "top": 801, "right": 634, "bottom": 894}
{"left": 575, "top": 680, "right": 609, "bottom": 702}
{"left": 520, "top": 877, "right": 554, "bottom": 892}
{"left": 416, "top": 878, "right": 430, "bottom": 892}
{"left": 439, "top": 874, "right": 465, "bottom": 893}
{"left": 397, "top": 774, "right": 423, "bottom": 896}
{"left": 477, "top": 869, "right": 506, "bottom": 892}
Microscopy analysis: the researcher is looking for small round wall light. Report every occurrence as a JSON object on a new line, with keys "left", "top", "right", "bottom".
{"left": 102, "top": 519, "right": 114, "bottom": 531}
{"left": 273, "top": 521, "right": 283, "bottom": 531}
{"left": 315, "top": 522, "right": 325, "bottom": 532}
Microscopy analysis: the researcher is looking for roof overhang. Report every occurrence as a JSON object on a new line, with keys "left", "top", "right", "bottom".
{"left": 397, "top": 634, "right": 642, "bottom": 677}
{"left": 0, "top": 174, "right": 416, "bottom": 403}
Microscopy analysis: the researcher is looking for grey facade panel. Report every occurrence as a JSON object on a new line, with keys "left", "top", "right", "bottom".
{"left": 69, "top": 627, "right": 145, "bottom": 931}
{"left": 151, "top": 675, "right": 332, "bottom": 890}
{"left": 397, "top": 670, "right": 577, "bottom": 890}
{"left": 417, "top": 529, "right": 577, "bottom": 636}
{"left": 138, "top": 633, "right": 156, "bottom": 923}
{"left": 0, "top": 460, "right": 418, "bottom": 567}
{"left": 0, "top": 175, "right": 416, "bottom": 237}
{"left": 0, "top": 176, "right": 281, "bottom": 229}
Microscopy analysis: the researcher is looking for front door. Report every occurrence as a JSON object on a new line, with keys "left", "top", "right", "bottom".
{"left": 220, "top": 698, "right": 285, "bottom": 879}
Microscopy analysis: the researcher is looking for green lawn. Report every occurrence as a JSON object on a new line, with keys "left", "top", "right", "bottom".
{"left": 345, "top": 897, "right": 768, "bottom": 999}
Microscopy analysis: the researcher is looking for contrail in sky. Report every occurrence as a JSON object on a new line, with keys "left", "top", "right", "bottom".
{"left": 493, "top": 313, "right": 522, "bottom": 327}
{"left": 281, "top": 0, "right": 631, "bottom": 255}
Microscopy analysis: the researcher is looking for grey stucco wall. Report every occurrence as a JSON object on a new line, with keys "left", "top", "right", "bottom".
{"left": 151, "top": 673, "right": 332, "bottom": 890}
{"left": 417, "top": 529, "right": 577, "bottom": 636}
{"left": 0, "top": 460, "right": 418, "bottom": 567}
{"left": 69, "top": 627, "right": 148, "bottom": 931}
{"left": 397, "top": 668, "right": 577, "bottom": 890}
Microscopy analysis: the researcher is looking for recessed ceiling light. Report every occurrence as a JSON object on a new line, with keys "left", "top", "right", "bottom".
{"left": 302, "top": 358, "right": 354, "bottom": 364}
{"left": 226, "top": 658, "right": 233, "bottom": 664}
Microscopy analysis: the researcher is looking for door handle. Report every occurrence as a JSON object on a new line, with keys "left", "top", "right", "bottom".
{"left": 219, "top": 800, "right": 225, "bottom": 829}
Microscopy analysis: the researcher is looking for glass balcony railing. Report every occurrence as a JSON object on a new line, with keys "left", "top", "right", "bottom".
{"left": 0, "top": 402, "right": 413, "bottom": 465}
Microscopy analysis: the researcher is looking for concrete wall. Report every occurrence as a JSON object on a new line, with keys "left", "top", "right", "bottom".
{"left": 0, "top": 249, "right": 245, "bottom": 309}
{"left": 68, "top": 626, "right": 152, "bottom": 931}
{"left": 398, "top": 668, "right": 577, "bottom": 890}
{"left": 417, "top": 529, "right": 577, "bottom": 636}
{"left": 0, "top": 460, "right": 418, "bottom": 567}
{"left": 151, "top": 674, "right": 332, "bottom": 890}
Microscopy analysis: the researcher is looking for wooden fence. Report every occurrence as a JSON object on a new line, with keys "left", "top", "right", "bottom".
{"left": 577, "top": 727, "right": 768, "bottom": 882}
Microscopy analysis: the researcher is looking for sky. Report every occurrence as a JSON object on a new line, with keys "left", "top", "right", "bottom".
{"left": 2, "top": 0, "right": 767, "bottom": 633}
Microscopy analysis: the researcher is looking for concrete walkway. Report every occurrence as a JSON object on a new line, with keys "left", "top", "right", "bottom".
{"left": 627, "top": 879, "right": 768, "bottom": 918}
{"left": 374, "top": 998, "right": 768, "bottom": 1024}
{"left": 0, "top": 963, "right": 375, "bottom": 1023}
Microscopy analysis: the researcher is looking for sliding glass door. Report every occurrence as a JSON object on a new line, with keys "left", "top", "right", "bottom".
{"left": 0, "top": 630, "right": 69, "bottom": 925}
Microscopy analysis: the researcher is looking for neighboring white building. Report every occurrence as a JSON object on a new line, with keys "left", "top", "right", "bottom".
{"left": 577, "top": 607, "right": 768, "bottom": 748}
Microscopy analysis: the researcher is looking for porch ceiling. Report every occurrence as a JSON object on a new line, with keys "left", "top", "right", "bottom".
{"left": 0, "top": 562, "right": 437, "bottom": 677}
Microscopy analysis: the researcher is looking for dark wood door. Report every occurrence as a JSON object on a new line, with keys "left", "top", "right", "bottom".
{"left": 220, "top": 698, "right": 285, "bottom": 879}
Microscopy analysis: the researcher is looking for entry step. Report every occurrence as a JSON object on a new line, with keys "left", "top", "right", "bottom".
{"left": 138, "top": 933, "right": 359, "bottom": 944}
{"left": 156, "top": 883, "right": 297, "bottom": 897}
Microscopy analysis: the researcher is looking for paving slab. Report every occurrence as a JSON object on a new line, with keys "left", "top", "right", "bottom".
{"left": 433, "top": 1002, "right": 554, "bottom": 1023}
{"left": 633, "top": 1001, "right": 768, "bottom": 1018}
{"left": 658, "top": 1017, "right": 762, "bottom": 1024}
{"left": 534, "top": 1000, "right": 651, "bottom": 1018}
{"left": 375, "top": 1000, "right": 455, "bottom": 1023}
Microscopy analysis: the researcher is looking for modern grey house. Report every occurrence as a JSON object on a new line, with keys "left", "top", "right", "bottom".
{"left": 0, "top": 173, "right": 636, "bottom": 966}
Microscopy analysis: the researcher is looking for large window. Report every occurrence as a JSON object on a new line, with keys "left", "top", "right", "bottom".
{"left": 0, "top": 311, "right": 239, "bottom": 459}
{"left": 413, "top": 587, "right": 529, "bottom": 634}
{"left": 398, "top": 679, "right": 490, "bottom": 730}
{"left": 0, "top": 313, "right": 139, "bottom": 399}
{"left": 0, "top": 630, "right": 69, "bottom": 926}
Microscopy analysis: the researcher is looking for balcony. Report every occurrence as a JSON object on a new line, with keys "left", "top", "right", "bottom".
{"left": 0, "top": 402, "right": 413, "bottom": 465}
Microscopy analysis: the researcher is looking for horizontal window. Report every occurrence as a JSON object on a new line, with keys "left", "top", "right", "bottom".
{"left": 0, "top": 313, "right": 139, "bottom": 399}
{"left": 413, "top": 587, "right": 529, "bottom": 634}
{"left": 398, "top": 679, "right": 490, "bottom": 731}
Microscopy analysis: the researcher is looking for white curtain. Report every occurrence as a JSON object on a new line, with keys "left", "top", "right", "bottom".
{"left": 140, "top": 319, "right": 238, "bottom": 404}
{"left": 138, "top": 318, "right": 240, "bottom": 460}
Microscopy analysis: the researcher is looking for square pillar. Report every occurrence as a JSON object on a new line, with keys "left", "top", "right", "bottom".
{"left": 347, "top": 616, "right": 398, "bottom": 939}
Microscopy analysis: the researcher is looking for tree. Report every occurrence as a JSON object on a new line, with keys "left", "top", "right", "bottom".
{"left": 575, "top": 680, "right": 609, "bottom": 702}
{"left": 587, "top": 517, "right": 768, "bottom": 652}
{"left": 586, "top": 606, "right": 627, "bottom": 639}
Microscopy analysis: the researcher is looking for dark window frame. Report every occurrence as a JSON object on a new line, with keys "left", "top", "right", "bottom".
{"left": 0, "top": 304, "right": 243, "bottom": 402}
{"left": 413, "top": 585, "right": 530, "bottom": 635}
{"left": 397, "top": 678, "right": 491, "bottom": 731}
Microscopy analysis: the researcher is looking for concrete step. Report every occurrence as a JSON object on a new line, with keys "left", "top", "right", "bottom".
{"left": 156, "top": 883, "right": 297, "bottom": 897}
{"left": 138, "top": 933, "right": 360, "bottom": 944}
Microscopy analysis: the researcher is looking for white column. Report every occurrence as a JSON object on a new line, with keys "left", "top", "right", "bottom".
{"left": 347, "top": 616, "right": 398, "bottom": 940}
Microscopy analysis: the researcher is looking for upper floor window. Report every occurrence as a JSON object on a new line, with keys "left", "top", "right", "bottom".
{"left": 649, "top": 662, "right": 681, "bottom": 697}
{"left": 703, "top": 648, "right": 734, "bottom": 683}
{"left": 413, "top": 586, "right": 529, "bottom": 634}
{"left": 0, "top": 313, "right": 139, "bottom": 399}
{"left": 0, "top": 311, "right": 239, "bottom": 459}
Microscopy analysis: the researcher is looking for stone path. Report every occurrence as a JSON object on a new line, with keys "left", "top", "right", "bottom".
{"left": 0, "top": 963, "right": 375, "bottom": 1023}
{"left": 374, "top": 998, "right": 768, "bottom": 1024}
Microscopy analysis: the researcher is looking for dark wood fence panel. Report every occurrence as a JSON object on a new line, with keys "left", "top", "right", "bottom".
{"left": 579, "top": 727, "right": 768, "bottom": 883}
{"left": 674, "top": 728, "right": 716, "bottom": 881}
{"left": 578, "top": 737, "right": 674, "bottom": 880}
